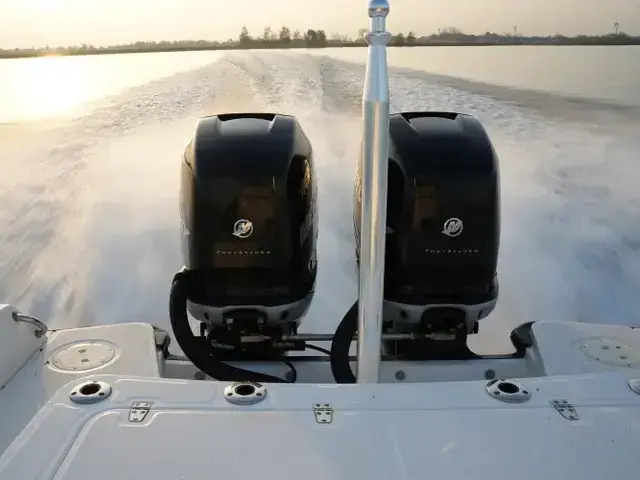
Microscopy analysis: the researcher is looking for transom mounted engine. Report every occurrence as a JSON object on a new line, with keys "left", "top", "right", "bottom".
{"left": 354, "top": 112, "right": 500, "bottom": 361}
{"left": 169, "top": 111, "right": 501, "bottom": 383}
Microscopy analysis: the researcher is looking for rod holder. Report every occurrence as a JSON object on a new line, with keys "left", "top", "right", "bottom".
{"left": 356, "top": 0, "right": 391, "bottom": 384}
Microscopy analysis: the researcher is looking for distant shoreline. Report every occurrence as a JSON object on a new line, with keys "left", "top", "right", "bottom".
{"left": 2, "top": 43, "right": 640, "bottom": 60}
{"left": 3, "top": 29, "right": 639, "bottom": 60}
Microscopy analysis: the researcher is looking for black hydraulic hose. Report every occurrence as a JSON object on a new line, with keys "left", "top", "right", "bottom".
{"left": 330, "top": 300, "right": 358, "bottom": 383}
{"left": 169, "top": 270, "right": 289, "bottom": 383}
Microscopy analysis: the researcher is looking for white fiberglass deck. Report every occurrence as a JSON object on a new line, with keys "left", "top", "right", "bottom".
{"left": 1, "top": 372, "right": 640, "bottom": 480}
{"left": 2, "top": 300, "right": 640, "bottom": 479}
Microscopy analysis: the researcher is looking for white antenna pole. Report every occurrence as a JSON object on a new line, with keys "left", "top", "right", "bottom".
{"left": 356, "top": 0, "right": 391, "bottom": 383}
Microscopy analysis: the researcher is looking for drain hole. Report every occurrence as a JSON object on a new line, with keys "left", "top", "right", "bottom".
{"left": 79, "top": 383, "right": 101, "bottom": 396}
{"left": 235, "top": 384, "right": 256, "bottom": 396}
{"left": 497, "top": 381, "right": 519, "bottom": 394}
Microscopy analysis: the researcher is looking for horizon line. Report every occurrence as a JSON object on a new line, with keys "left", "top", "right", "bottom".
{"left": 2, "top": 27, "right": 639, "bottom": 51}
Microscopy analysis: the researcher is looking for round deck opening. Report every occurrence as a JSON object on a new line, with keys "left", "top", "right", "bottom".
{"left": 79, "top": 383, "right": 101, "bottom": 396}
{"left": 235, "top": 384, "right": 256, "bottom": 396}
{"left": 224, "top": 382, "right": 267, "bottom": 405}
{"left": 497, "top": 381, "right": 519, "bottom": 394}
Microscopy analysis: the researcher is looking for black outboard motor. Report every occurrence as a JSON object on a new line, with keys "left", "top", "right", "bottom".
{"left": 171, "top": 113, "right": 318, "bottom": 382}
{"left": 353, "top": 112, "right": 500, "bottom": 360}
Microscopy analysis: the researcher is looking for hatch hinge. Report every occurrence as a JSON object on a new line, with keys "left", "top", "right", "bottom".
{"left": 550, "top": 399, "right": 579, "bottom": 421}
{"left": 129, "top": 401, "right": 153, "bottom": 423}
{"left": 313, "top": 403, "right": 333, "bottom": 424}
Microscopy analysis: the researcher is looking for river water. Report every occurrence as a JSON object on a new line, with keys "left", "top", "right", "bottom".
{"left": 1, "top": 46, "right": 639, "bottom": 353}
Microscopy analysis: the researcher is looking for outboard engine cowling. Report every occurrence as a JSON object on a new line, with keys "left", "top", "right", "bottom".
{"left": 179, "top": 113, "right": 318, "bottom": 335}
{"left": 354, "top": 112, "right": 500, "bottom": 359}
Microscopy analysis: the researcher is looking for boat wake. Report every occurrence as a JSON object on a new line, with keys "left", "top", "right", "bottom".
{"left": 1, "top": 51, "right": 639, "bottom": 353}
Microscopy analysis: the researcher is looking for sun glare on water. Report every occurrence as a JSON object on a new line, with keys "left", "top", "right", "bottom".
{"left": 5, "top": 56, "right": 97, "bottom": 121}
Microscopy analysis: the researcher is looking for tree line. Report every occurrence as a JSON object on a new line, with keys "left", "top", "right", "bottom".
{"left": 1, "top": 25, "right": 639, "bottom": 59}
{"left": 238, "top": 26, "right": 330, "bottom": 48}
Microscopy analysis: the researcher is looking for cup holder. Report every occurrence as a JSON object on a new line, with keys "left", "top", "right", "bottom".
{"left": 486, "top": 379, "right": 531, "bottom": 403}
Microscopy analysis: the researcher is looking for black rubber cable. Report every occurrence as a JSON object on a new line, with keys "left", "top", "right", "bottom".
{"left": 329, "top": 300, "right": 358, "bottom": 383}
{"left": 305, "top": 344, "right": 332, "bottom": 356}
{"left": 169, "top": 270, "right": 292, "bottom": 383}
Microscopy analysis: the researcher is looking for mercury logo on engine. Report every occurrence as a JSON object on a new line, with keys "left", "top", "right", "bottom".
{"left": 442, "top": 217, "right": 463, "bottom": 237}
{"left": 232, "top": 219, "right": 253, "bottom": 239}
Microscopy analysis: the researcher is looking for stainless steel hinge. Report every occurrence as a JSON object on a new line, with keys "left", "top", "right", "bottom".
{"left": 551, "top": 399, "right": 579, "bottom": 421}
{"left": 129, "top": 402, "right": 152, "bottom": 423}
{"left": 313, "top": 403, "right": 333, "bottom": 424}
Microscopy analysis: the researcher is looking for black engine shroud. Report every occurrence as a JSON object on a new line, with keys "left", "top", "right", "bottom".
{"left": 354, "top": 112, "right": 501, "bottom": 356}
{"left": 180, "top": 113, "right": 318, "bottom": 330}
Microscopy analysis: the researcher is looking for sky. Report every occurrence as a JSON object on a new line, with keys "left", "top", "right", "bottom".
{"left": 1, "top": 0, "right": 639, "bottom": 49}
